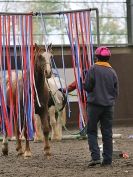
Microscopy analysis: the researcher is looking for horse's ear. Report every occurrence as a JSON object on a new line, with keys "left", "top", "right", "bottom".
{"left": 47, "top": 43, "right": 52, "bottom": 52}
{"left": 34, "top": 43, "right": 39, "bottom": 52}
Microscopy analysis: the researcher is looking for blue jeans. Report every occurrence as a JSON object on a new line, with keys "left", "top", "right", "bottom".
{"left": 87, "top": 103, "right": 114, "bottom": 164}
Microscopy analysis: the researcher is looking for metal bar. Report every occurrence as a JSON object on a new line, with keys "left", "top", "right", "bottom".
{"left": 0, "top": 8, "right": 97, "bottom": 16}
{"left": 95, "top": 8, "right": 100, "bottom": 46}
{"left": 127, "top": 0, "right": 133, "bottom": 44}
{"left": 33, "top": 16, "right": 126, "bottom": 19}
{"left": 0, "top": 12, "right": 33, "bottom": 16}
{"left": 33, "top": 8, "right": 98, "bottom": 16}
{"left": 0, "top": 1, "right": 126, "bottom": 3}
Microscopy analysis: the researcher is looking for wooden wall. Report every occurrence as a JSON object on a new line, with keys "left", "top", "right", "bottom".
{"left": 53, "top": 46, "right": 133, "bottom": 127}
{"left": 4, "top": 45, "right": 133, "bottom": 127}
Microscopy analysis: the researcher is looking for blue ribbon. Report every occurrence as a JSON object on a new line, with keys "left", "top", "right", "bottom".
{"left": 26, "top": 15, "right": 34, "bottom": 139}
{"left": 12, "top": 15, "right": 21, "bottom": 133}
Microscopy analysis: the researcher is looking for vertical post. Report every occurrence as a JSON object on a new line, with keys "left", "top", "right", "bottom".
{"left": 95, "top": 8, "right": 100, "bottom": 46}
{"left": 127, "top": 0, "right": 133, "bottom": 44}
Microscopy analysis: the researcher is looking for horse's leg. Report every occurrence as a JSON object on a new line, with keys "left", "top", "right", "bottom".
{"left": 49, "top": 106, "right": 59, "bottom": 141}
{"left": 15, "top": 122, "right": 23, "bottom": 156}
{"left": 56, "top": 108, "right": 66, "bottom": 141}
{"left": 23, "top": 127, "right": 32, "bottom": 158}
{"left": 2, "top": 132, "right": 8, "bottom": 155}
{"left": 1, "top": 106, "right": 10, "bottom": 155}
{"left": 56, "top": 111, "right": 63, "bottom": 141}
{"left": 34, "top": 114, "right": 44, "bottom": 142}
{"left": 40, "top": 110, "right": 51, "bottom": 157}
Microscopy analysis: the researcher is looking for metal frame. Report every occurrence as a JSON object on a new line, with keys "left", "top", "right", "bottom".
{"left": 0, "top": 8, "right": 100, "bottom": 46}
{"left": 127, "top": 0, "right": 133, "bottom": 45}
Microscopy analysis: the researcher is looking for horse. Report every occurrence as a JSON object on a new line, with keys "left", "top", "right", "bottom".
{"left": 1, "top": 43, "right": 52, "bottom": 158}
{"left": 34, "top": 75, "right": 67, "bottom": 141}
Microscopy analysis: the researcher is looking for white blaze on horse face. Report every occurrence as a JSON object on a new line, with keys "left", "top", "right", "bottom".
{"left": 42, "top": 51, "right": 52, "bottom": 78}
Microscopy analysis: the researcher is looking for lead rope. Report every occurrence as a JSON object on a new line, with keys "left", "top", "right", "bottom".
{"left": 33, "top": 51, "right": 41, "bottom": 108}
{"left": 33, "top": 75, "right": 41, "bottom": 108}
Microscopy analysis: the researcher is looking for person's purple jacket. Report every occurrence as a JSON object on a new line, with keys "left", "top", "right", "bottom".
{"left": 84, "top": 62, "right": 119, "bottom": 106}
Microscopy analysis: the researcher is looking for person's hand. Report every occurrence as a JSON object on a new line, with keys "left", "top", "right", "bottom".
{"left": 62, "top": 88, "right": 66, "bottom": 93}
{"left": 83, "top": 69, "right": 87, "bottom": 76}
{"left": 58, "top": 88, "right": 66, "bottom": 93}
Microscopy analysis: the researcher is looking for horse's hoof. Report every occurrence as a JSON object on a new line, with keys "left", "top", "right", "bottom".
{"left": 10, "top": 136, "right": 16, "bottom": 141}
{"left": 34, "top": 138, "right": 43, "bottom": 143}
{"left": 17, "top": 149, "right": 24, "bottom": 156}
{"left": 51, "top": 136, "right": 62, "bottom": 141}
{"left": 2, "top": 143, "right": 8, "bottom": 156}
{"left": 44, "top": 152, "right": 51, "bottom": 159}
{"left": 24, "top": 150, "right": 32, "bottom": 158}
{"left": 46, "top": 155, "right": 51, "bottom": 160}
{"left": 2, "top": 150, "right": 8, "bottom": 156}
{"left": 51, "top": 139, "right": 61, "bottom": 142}
{"left": 44, "top": 148, "right": 51, "bottom": 158}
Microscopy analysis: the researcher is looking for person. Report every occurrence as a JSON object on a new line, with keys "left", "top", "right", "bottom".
{"left": 84, "top": 46, "right": 119, "bottom": 167}
{"left": 63, "top": 80, "right": 76, "bottom": 93}
{"left": 62, "top": 70, "right": 87, "bottom": 93}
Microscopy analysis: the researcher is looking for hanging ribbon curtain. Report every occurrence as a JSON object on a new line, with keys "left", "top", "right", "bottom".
{"left": 0, "top": 14, "right": 34, "bottom": 139}
{"left": 64, "top": 11, "right": 94, "bottom": 129}
{"left": 0, "top": 10, "right": 95, "bottom": 137}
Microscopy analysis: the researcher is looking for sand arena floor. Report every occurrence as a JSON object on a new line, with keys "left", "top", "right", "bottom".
{"left": 0, "top": 127, "right": 133, "bottom": 177}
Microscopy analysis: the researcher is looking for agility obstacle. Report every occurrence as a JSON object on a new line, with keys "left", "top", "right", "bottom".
{"left": 0, "top": 9, "right": 100, "bottom": 139}
{"left": 0, "top": 13, "right": 34, "bottom": 139}
{"left": 34, "top": 8, "right": 100, "bottom": 135}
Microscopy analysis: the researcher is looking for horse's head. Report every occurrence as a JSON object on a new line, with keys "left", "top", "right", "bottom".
{"left": 34, "top": 43, "right": 53, "bottom": 78}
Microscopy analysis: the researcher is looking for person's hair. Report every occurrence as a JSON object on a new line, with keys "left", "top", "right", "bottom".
{"left": 96, "top": 55, "right": 110, "bottom": 61}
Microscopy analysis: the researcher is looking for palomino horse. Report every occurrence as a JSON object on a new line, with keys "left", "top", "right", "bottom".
{"left": 34, "top": 75, "right": 67, "bottom": 141}
{"left": 1, "top": 43, "right": 52, "bottom": 158}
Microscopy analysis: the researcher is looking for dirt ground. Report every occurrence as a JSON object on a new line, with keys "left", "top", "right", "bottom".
{"left": 0, "top": 127, "right": 133, "bottom": 177}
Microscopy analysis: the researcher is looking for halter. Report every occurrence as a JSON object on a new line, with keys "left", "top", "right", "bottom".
{"left": 34, "top": 47, "right": 53, "bottom": 73}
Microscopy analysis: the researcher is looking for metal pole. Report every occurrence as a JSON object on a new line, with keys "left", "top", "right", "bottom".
{"left": 127, "top": 0, "right": 133, "bottom": 45}
{"left": 0, "top": 8, "right": 97, "bottom": 16}
{"left": 95, "top": 8, "right": 100, "bottom": 46}
{"left": 0, "top": 12, "right": 33, "bottom": 15}
{"left": 33, "top": 8, "right": 98, "bottom": 16}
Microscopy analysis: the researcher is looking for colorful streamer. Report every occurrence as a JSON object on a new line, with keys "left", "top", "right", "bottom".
{"left": 64, "top": 11, "right": 94, "bottom": 129}
{"left": 0, "top": 14, "right": 34, "bottom": 139}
